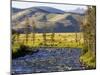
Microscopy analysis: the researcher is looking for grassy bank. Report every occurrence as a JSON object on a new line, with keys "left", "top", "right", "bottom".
{"left": 80, "top": 50, "right": 96, "bottom": 69}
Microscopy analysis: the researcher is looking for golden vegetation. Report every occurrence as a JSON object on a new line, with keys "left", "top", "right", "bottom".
{"left": 12, "top": 32, "right": 84, "bottom": 53}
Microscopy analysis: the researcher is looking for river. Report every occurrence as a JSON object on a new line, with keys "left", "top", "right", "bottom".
{"left": 12, "top": 48, "right": 85, "bottom": 74}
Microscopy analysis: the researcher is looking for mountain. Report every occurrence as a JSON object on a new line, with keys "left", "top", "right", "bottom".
{"left": 69, "top": 8, "right": 86, "bottom": 14}
{"left": 12, "top": 6, "right": 66, "bottom": 14}
{"left": 12, "top": 6, "right": 84, "bottom": 33}
{"left": 32, "top": 6, "right": 66, "bottom": 14}
{"left": 12, "top": 8, "right": 25, "bottom": 14}
{"left": 12, "top": 6, "right": 66, "bottom": 22}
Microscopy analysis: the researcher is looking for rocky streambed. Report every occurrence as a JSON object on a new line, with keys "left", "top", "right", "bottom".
{"left": 12, "top": 48, "right": 86, "bottom": 74}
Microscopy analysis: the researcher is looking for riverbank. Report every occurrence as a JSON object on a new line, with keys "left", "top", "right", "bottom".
{"left": 80, "top": 51, "right": 96, "bottom": 69}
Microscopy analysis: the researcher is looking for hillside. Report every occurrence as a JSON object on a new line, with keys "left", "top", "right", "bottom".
{"left": 12, "top": 6, "right": 85, "bottom": 33}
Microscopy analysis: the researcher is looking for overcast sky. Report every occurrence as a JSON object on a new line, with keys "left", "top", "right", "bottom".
{"left": 12, "top": 1, "right": 88, "bottom": 11}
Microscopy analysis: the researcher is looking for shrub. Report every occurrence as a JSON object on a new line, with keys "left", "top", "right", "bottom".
{"left": 12, "top": 45, "right": 33, "bottom": 59}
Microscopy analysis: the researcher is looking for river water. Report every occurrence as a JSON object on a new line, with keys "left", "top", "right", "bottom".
{"left": 12, "top": 48, "right": 85, "bottom": 74}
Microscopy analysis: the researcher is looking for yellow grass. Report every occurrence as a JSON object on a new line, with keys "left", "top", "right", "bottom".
{"left": 80, "top": 51, "right": 96, "bottom": 68}
{"left": 13, "top": 32, "right": 84, "bottom": 49}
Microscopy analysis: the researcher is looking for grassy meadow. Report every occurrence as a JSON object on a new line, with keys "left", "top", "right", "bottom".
{"left": 12, "top": 32, "right": 84, "bottom": 53}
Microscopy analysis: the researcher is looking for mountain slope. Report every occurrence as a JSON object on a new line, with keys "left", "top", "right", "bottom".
{"left": 12, "top": 6, "right": 84, "bottom": 33}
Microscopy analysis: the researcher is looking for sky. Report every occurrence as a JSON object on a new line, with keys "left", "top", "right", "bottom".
{"left": 12, "top": 1, "right": 88, "bottom": 11}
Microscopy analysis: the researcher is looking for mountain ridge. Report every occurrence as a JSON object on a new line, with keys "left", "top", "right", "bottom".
{"left": 12, "top": 6, "right": 84, "bottom": 33}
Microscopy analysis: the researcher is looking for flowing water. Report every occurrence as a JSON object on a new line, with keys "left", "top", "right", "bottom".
{"left": 12, "top": 48, "right": 85, "bottom": 74}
